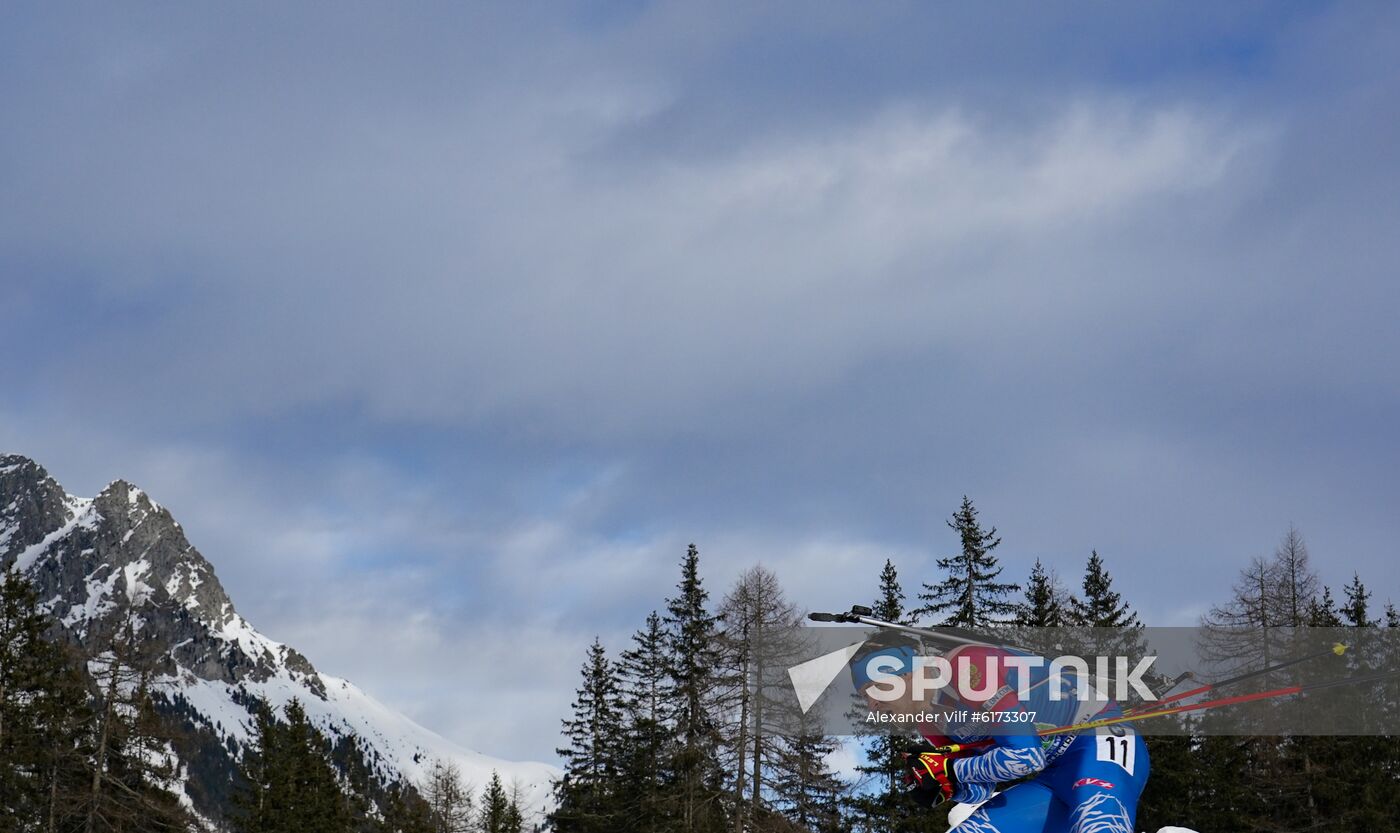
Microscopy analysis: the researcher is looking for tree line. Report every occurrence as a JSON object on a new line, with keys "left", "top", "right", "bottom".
{"left": 1145, "top": 527, "right": 1400, "bottom": 832}
{"left": 549, "top": 544, "right": 845, "bottom": 833}
{"left": 552, "top": 497, "right": 1398, "bottom": 833}
{"left": 5, "top": 494, "right": 1395, "bottom": 832}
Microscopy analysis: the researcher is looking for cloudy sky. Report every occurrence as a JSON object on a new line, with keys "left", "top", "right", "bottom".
{"left": 4, "top": 2, "right": 1398, "bottom": 765}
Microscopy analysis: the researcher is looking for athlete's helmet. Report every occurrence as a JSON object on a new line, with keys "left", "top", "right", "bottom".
{"left": 849, "top": 630, "right": 923, "bottom": 693}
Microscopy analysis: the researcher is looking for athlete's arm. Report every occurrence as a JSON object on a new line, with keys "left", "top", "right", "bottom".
{"left": 952, "top": 676, "right": 1047, "bottom": 783}
{"left": 950, "top": 731, "right": 1046, "bottom": 784}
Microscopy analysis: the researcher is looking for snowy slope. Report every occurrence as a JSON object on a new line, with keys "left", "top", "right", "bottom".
{"left": 173, "top": 667, "right": 556, "bottom": 809}
{"left": 0, "top": 454, "right": 557, "bottom": 823}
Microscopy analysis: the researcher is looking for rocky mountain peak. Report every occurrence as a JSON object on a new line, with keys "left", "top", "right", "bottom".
{"left": 4, "top": 453, "right": 556, "bottom": 823}
{"left": 1, "top": 453, "right": 77, "bottom": 565}
{"left": 4, "top": 457, "right": 322, "bottom": 693}
{"left": 84, "top": 477, "right": 234, "bottom": 624}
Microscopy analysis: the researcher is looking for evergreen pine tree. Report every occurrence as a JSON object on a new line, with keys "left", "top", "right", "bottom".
{"left": 232, "top": 698, "right": 352, "bottom": 833}
{"left": 1066, "top": 550, "right": 1144, "bottom": 667}
{"left": 872, "top": 560, "right": 908, "bottom": 626}
{"left": 846, "top": 560, "right": 944, "bottom": 833}
{"left": 770, "top": 725, "right": 845, "bottom": 833}
{"left": 285, "top": 699, "right": 353, "bottom": 830}
{"left": 916, "top": 497, "right": 1018, "bottom": 626}
{"left": 1068, "top": 551, "right": 1140, "bottom": 628}
{"left": 1341, "top": 573, "right": 1375, "bottom": 627}
{"left": 551, "top": 638, "right": 625, "bottom": 833}
{"left": 1016, "top": 558, "right": 1067, "bottom": 627}
{"left": 232, "top": 699, "right": 278, "bottom": 832}
{"left": 478, "top": 771, "right": 518, "bottom": 833}
{"left": 0, "top": 571, "right": 54, "bottom": 818}
{"left": 1307, "top": 586, "right": 1342, "bottom": 627}
{"left": 661, "top": 545, "right": 726, "bottom": 833}
{"left": 616, "top": 611, "right": 670, "bottom": 831}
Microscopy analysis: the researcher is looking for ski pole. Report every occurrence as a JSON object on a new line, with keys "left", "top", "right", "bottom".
{"left": 1122, "top": 641, "right": 1349, "bottom": 717}
{"left": 1060, "top": 666, "right": 1400, "bottom": 735}
{"left": 929, "top": 667, "right": 1400, "bottom": 756}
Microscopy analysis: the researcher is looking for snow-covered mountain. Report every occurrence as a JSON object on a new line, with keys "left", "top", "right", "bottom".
{"left": 0, "top": 453, "right": 557, "bottom": 825}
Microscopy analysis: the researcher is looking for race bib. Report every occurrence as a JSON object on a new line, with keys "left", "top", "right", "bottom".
{"left": 1095, "top": 726, "right": 1136, "bottom": 776}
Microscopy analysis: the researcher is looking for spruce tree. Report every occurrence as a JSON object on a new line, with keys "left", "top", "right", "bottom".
{"left": 616, "top": 611, "right": 670, "bottom": 831}
{"left": 770, "top": 724, "right": 845, "bottom": 833}
{"left": 478, "top": 771, "right": 521, "bottom": 833}
{"left": 1307, "top": 586, "right": 1342, "bottom": 627}
{"left": 232, "top": 698, "right": 352, "bottom": 833}
{"left": 551, "top": 638, "right": 624, "bottom": 833}
{"left": 1016, "top": 558, "right": 1067, "bottom": 627}
{"left": 1068, "top": 551, "right": 1140, "bottom": 628}
{"left": 1341, "top": 573, "right": 1375, "bottom": 627}
{"left": 916, "top": 497, "right": 1018, "bottom": 626}
{"left": 846, "top": 560, "right": 944, "bottom": 833}
{"left": 661, "top": 545, "right": 726, "bottom": 833}
{"left": 872, "top": 559, "right": 908, "bottom": 625}
{"left": 285, "top": 699, "right": 352, "bottom": 830}
{"left": 233, "top": 699, "right": 278, "bottom": 831}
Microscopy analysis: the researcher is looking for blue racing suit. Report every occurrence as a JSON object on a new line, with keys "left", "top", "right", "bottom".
{"left": 920, "top": 645, "right": 1150, "bottom": 833}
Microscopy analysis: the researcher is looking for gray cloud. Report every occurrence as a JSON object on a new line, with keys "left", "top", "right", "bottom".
{"left": 4, "top": 1, "right": 1400, "bottom": 763}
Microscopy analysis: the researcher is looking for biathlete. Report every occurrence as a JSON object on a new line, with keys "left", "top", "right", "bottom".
{"left": 851, "top": 634, "right": 1150, "bottom": 833}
